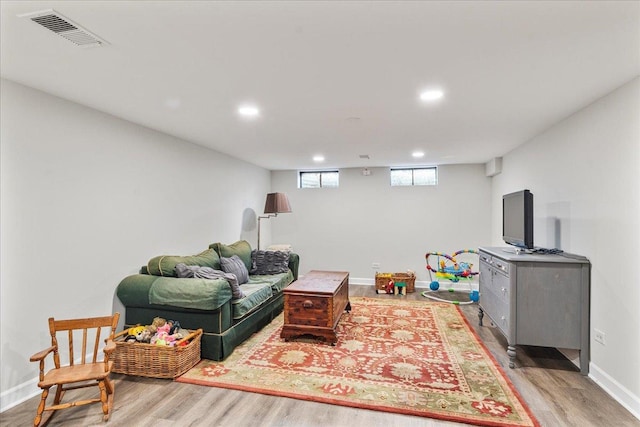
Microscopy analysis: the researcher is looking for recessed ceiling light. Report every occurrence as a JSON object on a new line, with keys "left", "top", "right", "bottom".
{"left": 412, "top": 151, "right": 425, "bottom": 158}
{"left": 313, "top": 155, "right": 325, "bottom": 162}
{"left": 238, "top": 105, "right": 260, "bottom": 117}
{"left": 419, "top": 89, "right": 444, "bottom": 102}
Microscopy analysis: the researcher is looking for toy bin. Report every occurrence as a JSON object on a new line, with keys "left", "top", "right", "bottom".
{"left": 112, "top": 328, "right": 202, "bottom": 378}
{"left": 375, "top": 272, "right": 416, "bottom": 294}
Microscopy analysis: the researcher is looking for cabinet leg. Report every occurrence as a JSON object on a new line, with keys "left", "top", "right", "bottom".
{"left": 507, "top": 345, "right": 516, "bottom": 369}
{"left": 478, "top": 306, "right": 484, "bottom": 326}
{"left": 579, "top": 349, "right": 589, "bottom": 375}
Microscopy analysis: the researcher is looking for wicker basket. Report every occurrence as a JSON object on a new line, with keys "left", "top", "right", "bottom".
{"left": 112, "top": 328, "right": 202, "bottom": 378}
{"left": 375, "top": 272, "right": 416, "bottom": 293}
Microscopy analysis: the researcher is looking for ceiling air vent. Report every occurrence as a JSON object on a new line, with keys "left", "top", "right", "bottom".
{"left": 18, "top": 9, "right": 107, "bottom": 48}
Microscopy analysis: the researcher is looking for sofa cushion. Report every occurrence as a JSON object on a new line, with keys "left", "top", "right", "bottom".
{"left": 248, "top": 271, "right": 294, "bottom": 294}
{"left": 250, "top": 250, "right": 290, "bottom": 275}
{"left": 210, "top": 240, "right": 252, "bottom": 270}
{"left": 220, "top": 255, "right": 249, "bottom": 285}
{"left": 147, "top": 248, "right": 220, "bottom": 277}
{"left": 231, "top": 282, "right": 273, "bottom": 320}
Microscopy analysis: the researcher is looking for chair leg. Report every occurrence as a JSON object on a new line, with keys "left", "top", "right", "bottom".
{"left": 103, "top": 377, "right": 115, "bottom": 421}
{"left": 104, "top": 376, "right": 114, "bottom": 396}
{"left": 98, "top": 380, "right": 109, "bottom": 419}
{"left": 53, "top": 384, "right": 63, "bottom": 405}
{"left": 33, "top": 388, "right": 49, "bottom": 427}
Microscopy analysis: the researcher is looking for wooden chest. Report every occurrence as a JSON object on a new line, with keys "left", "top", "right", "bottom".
{"left": 281, "top": 270, "right": 350, "bottom": 344}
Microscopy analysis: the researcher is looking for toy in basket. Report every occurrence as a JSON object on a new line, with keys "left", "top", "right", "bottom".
{"left": 375, "top": 271, "right": 416, "bottom": 294}
{"left": 112, "top": 327, "right": 202, "bottom": 379}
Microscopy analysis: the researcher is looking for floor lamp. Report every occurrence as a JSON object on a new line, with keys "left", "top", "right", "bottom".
{"left": 257, "top": 192, "right": 292, "bottom": 250}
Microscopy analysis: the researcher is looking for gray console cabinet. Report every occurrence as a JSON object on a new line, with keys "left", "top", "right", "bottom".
{"left": 478, "top": 247, "right": 591, "bottom": 374}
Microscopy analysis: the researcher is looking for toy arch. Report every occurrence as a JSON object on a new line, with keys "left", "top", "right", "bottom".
{"left": 423, "top": 249, "right": 479, "bottom": 305}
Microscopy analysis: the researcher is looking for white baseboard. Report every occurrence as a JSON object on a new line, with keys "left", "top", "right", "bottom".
{"left": 0, "top": 376, "right": 39, "bottom": 413}
{"left": 589, "top": 362, "right": 640, "bottom": 421}
{"left": 350, "top": 277, "right": 478, "bottom": 292}
{"left": 1, "top": 352, "right": 103, "bottom": 413}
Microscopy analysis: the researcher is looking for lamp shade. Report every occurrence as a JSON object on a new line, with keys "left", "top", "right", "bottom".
{"left": 263, "top": 192, "right": 292, "bottom": 214}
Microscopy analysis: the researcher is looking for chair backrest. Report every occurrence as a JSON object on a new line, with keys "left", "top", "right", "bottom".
{"left": 48, "top": 313, "right": 120, "bottom": 368}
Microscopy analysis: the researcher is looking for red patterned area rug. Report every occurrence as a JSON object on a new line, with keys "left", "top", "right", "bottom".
{"left": 177, "top": 297, "right": 539, "bottom": 426}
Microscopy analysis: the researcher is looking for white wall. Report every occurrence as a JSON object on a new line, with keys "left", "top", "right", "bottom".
{"left": 490, "top": 77, "right": 640, "bottom": 418}
{"left": 0, "top": 79, "right": 270, "bottom": 410}
{"left": 4, "top": 74, "right": 637, "bottom": 418}
{"left": 271, "top": 164, "right": 492, "bottom": 284}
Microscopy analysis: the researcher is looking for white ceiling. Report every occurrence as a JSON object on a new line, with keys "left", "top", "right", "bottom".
{"left": 2, "top": 1, "right": 639, "bottom": 171}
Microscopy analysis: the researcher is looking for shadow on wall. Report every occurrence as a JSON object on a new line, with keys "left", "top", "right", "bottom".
{"left": 240, "top": 208, "right": 257, "bottom": 244}
{"left": 546, "top": 201, "right": 571, "bottom": 250}
{"left": 113, "top": 293, "right": 126, "bottom": 333}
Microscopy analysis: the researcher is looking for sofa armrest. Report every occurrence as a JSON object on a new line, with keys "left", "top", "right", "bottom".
{"left": 117, "top": 274, "right": 233, "bottom": 311}
{"left": 117, "top": 274, "right": 156, "bottom": 307}
{"left": 288, "top": 253, "right": 300, "bottom": 281}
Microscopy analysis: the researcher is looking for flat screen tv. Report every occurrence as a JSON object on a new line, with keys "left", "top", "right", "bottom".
{"left": 502, "top": 189, "right": 534, "bottom": 249}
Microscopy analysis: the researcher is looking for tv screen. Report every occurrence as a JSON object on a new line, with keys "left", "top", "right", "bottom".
{"left": 502, "top": 189, "right": 534, "bottom": 249}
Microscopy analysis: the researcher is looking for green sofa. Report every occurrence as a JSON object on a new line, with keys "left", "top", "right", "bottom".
{"left": 116, "top": 240, "right": 299, "bottom": 361}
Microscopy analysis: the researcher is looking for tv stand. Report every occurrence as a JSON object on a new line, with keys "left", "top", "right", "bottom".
{"left": 500, "top": 247, "right": 529, "bottom": 255}
{"left": 478, "top": 247, "right": 591, "bottom": 374}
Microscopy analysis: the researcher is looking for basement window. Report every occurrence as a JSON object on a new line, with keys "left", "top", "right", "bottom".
{"left": 390, "top": 167, "right": 438, "bottom": 186}
{"left": 299, "top": 171, "right": 339, "bottom": 188}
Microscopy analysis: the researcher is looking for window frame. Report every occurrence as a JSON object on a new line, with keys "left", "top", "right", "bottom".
{"left": 298, "top": 170, "right": 340, "bottom": 189}
{"left": 390, "top": 166, "right": 438, "bottom": 187}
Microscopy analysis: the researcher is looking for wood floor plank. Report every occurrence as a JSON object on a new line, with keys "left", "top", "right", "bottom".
{"left": 1, "top": 285, "right": 638, "bottom": 426}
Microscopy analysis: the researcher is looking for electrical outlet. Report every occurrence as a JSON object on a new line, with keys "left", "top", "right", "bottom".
{"left": 594, "top": 329, "right": 606, "bottom": 345}
{"left": 372, "top": 262, "right": 380, "bottom": 269}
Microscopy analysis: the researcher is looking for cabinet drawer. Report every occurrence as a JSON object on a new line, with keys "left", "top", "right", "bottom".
{"left": 479, "top": 253, "right": 493, "bottom": 265}
{"left": 481, "top": 271, "right": 510, "bottom": 306}
{"left": 491, "top": 272, "right": 511, "bottom": 306}
{"left": 492, "top": 296, "right": 510, "bottom": 336}
{"left": 492, "top": 259, "right": 510, "bottom": 275}
{"left": 285, "top": 294, "right": 331, "bottom": 327}
{"left": 480, "top": 253, "right": 509, "bottom": 276}
{"left": 480, "top": 288, "right": 511, "bottom": 338}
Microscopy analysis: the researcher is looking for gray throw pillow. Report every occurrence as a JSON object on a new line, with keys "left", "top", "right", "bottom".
{"left": 220, "top": 255, "right": 249, "bottom": 285}
{"left": 250, "top": 250, "right": 290, "bottom": 275}
{"left": 175, "top": 263, "right": 246, "bottom": 299}
{"left": 175, "top": 263, "right": 199, "bottom": 278}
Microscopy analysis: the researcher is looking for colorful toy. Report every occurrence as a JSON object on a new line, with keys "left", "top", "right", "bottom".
{"left": 145, "top": 317, "right": 188, "bottom": 346}
{"left": 128, "top": 325, "right": 145, "bottom": 336}
{"left": 140, "top": 316, "right": 166, "bottom": 339}
{"left": 120, "top": 317, "right": 188, "bottom": 346}
{"left": 123, "top": 325, "right": 146, "bottom": 342}
{"left": 151, "top": 331, "right": 168, "bottom": 346}
{"left": 423, "top": 249, "right": 480, "bottom": 305}
{"left": 156, "top": 322, "right": 171, "bottom": 335}
{"left": 426, "top": 249, "right": 478, "bottom": 282}
{"left": 385, "top": 279, "right": 395, "bottom": 294}
{"left": 168, "top": 320, "right": 181, "bottom": 335}
{"left": 135, "top": 328, "right": 152, "bottom": 343}
{"left": 394, "top": 281, "right": 406, "bottom": 295}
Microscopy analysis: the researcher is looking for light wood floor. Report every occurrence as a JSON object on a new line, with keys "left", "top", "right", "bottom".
{"left": 2, "top": 285, "right": 638, "bottom": 427}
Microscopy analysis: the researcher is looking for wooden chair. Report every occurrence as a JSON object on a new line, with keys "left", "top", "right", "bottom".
{"left": 30, "top": 313, "right": 120, "bottom": 426}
